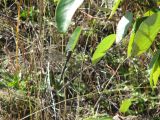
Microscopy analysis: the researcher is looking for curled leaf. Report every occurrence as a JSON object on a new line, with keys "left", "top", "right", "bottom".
{"left": 55, "top": 0, "right": 84, "bottom": 33}
{"left": 116, "top": 11, "right": 133, "bottom": 44}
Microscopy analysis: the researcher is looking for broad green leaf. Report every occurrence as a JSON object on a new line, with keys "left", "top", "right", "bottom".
{"left": 65, "top": 26, "right": 82, "bottom": 52}
{"left": 109, "top": 0, "right": 121, "bottom": 19}
{"left": 149, "top": 50, "right": 160, "bottom": 89}
{"left": 127, "top": 17, "right": 147, "bottom": 57}
{"left": 131, "top": 12, "right": 160, "bottom": 56}
{"left": 119, "top": 99, "right": 132, "bottom": 113}
{"left": 55, "top": 0, "right": 84, "bottom": 33}
{"left": 116, "top": 11, "right": 133, "bottom": 43}
{"left": 92, "top": 34, "right": 116, "bottom": 64}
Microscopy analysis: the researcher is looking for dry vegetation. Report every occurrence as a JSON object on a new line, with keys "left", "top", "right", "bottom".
{"left": 0, "top": 0, "right": 160, "bottom": 120}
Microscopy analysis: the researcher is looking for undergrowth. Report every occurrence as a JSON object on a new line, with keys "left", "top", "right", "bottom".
{"left": 0, "top": 0, "right": 160, "bottom": 120}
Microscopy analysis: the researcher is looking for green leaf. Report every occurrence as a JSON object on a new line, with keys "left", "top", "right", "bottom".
{"left": 54, "top": 0, "right": 59, "bottom": 3}
{"left": 65, "top": 26, "right": 82, "bottom": 52}
{"left": 144, "top": 8, "right": 160, "bottom": 17}
{"left": 119, "top": 98, "right": 133, "bottom": 113}
{"left": 149, "top": 50, "right": 160, "bottom": 89}
{"left": 109, "top": 0, "right": 121, "bottom": 19}
{"left": 116, "top": 11, "right": 133, "bottom": 43}
{"left": 92, "top": 34, "right": 116, "bottom": 64}
{"left": 84, "top": 115, "right": 112, "bottom": 120}
{"left": 127, "top": 27, "right": 136, "bottom": 57}
{"left": 55, "top": 0, "right": 84, "bottom": 33}
{"left": 21, "top": 7, "right": 36, "bottom": 20}
{"left": 131, "top": 12, "right": 160, "bottom": 56}
{"left": 127, "top": 17, "right": 147, "bottom": 57}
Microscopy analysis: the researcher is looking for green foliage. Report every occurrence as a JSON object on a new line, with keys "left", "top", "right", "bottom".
{"left": 49, "top": 0, "right": 59, "bottom": 3}
{"left": 84, "top": 114, "right": 112, "bottom": 120}
{"left": 109, "top": 0, "right": 121, "bottom": 19}
{"left": 72, "top": 79, "right": 86, "bottom": 94}
{"left": 40, "top": 0, "right": 160, "bottom": 115}
{"left": 20, "top": 7, "right": 38, "bottom": 21}
{"left": 92, "top": 34, "right": 116, "bottom": 64}
{"left": 54, "top": 0, "right": 59, "bottom": 3}
{"left": 144, "top": 8, "right": 160, "bottom": 16}
{"left": 55, "top": 0, "right": 84, "bottom": 32}
{"left": 119, "top": 98, "right": 133, "bottom": 113}
{"left": 131, "top": 12, "right": 160, "bottom": 56}
{"left": 2, "top": 0, "right": 160, "bottom": 118}
{"left": 127, "top": 17, "right": 147, "bottom": 57}
{"left": 0, "top": 71, "right": 26, "bottom": 92}
{"left": 149, "top": 50, "right": 160, "bottom": 89}
{"left": 116, "top": 11, "right": 133, "bottom": 43}
{"left": 66, "top": 26, "right": 82, "bottom": 52}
